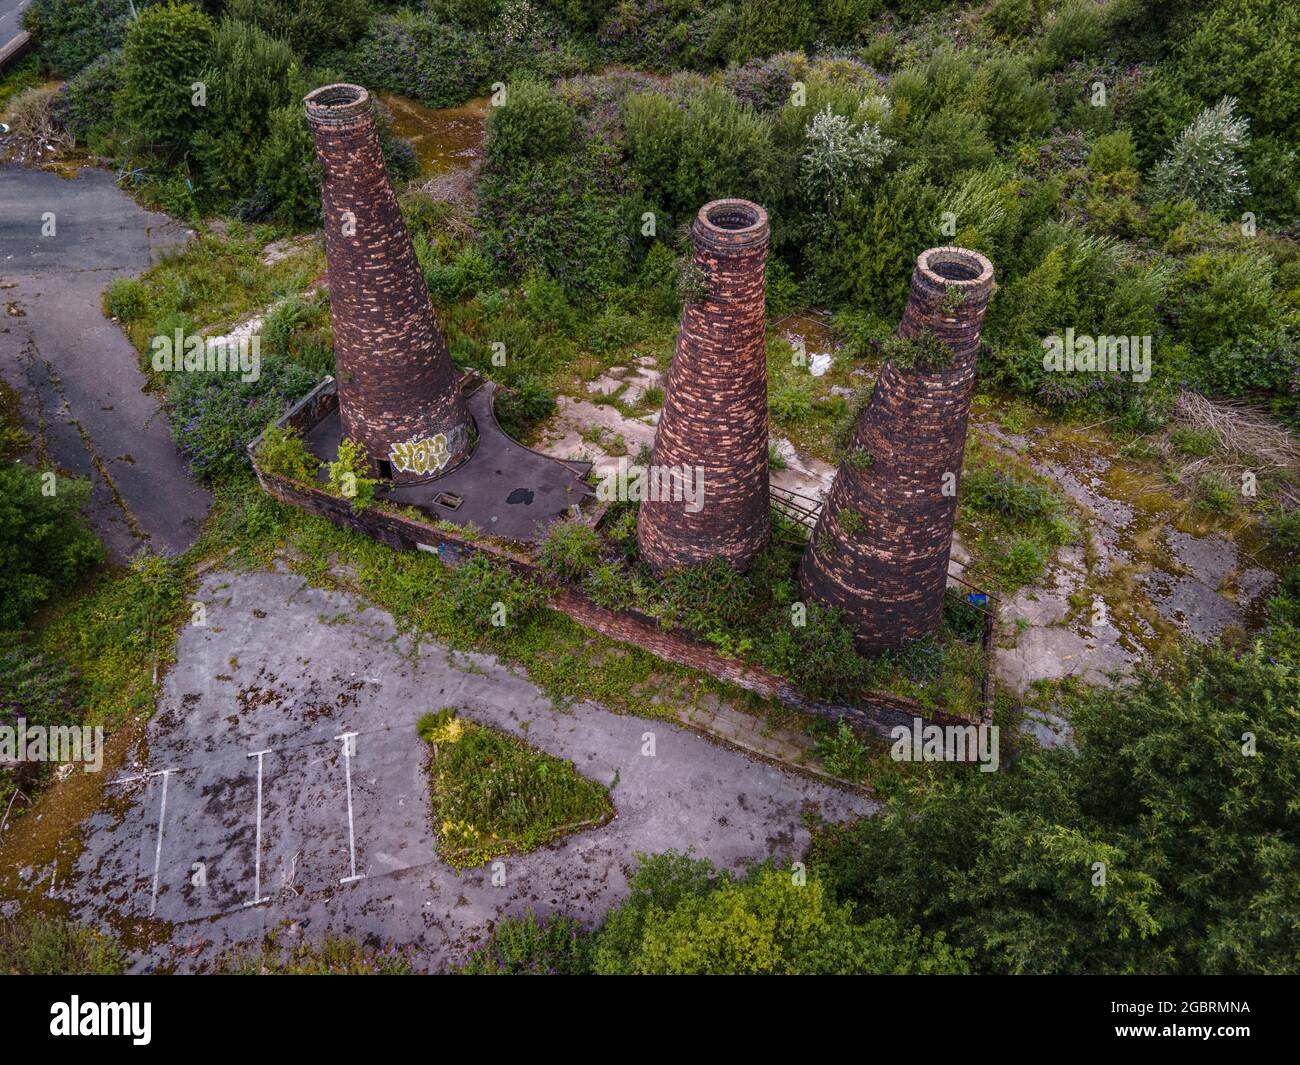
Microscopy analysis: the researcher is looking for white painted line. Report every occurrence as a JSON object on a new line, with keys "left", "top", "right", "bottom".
{"left": 244, "top": 749, "right": 272, "bottom": 907}
{"left": 335, "top": 732, "right": 363, "bottom": 885}
{"left": 149, "top": 769, "right": 174, "bottom": 916}
{"left": 109, "top": 767, "right": 177, "bottom": 787}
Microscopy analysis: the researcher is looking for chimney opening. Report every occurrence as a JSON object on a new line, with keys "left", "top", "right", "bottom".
{"left": 705, "top": 203, "right": 761, "bottom": 231}
{"left": 920, "top": 248, "right": 989, "bottom": 286}
{"left": 304, "top": 84, "right": 371, "bottom": 124}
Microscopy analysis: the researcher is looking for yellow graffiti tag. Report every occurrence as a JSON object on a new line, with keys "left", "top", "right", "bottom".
{"left": 389, "top": 433, "right": 452, "bottom": 475}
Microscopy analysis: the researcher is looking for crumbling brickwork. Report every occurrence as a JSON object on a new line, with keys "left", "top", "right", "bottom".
{"left": 305, "top": 83, "right": 472, "bottom": 482}
{"left": 799, "top": 247, "right": 995, "bottom": 651}
{"left": 637, "top": 199, "right": 771, "bottom": 571}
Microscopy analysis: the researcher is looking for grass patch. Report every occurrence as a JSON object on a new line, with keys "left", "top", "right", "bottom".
{"left": 0, "top": 914, "right": 126, "bottom": 975}
{"left": 418, "top": 708, "right": 614, "bottom": 869}
{"left": 217, "top": 928, "right": 414, "bottom": 974}
{"left": 958, "top": 442, "right": 1080, "bottom": 594}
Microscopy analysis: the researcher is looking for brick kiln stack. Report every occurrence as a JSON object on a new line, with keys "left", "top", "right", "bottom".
{"left": 798, "top": 246, "right": 995, "bottom": 652}
{"left": 304, "top": 84, "right": 472, "bottom": 482}
{"left": 637, "top": 199, "right": 772, "bottom": 571}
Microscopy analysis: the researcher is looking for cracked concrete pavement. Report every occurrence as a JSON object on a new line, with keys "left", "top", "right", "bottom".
{"left": 45, "top": 565, "right": 871, "bottom": 972}
{"left": 0, "top": 164, "right": 210, "bottom": 559}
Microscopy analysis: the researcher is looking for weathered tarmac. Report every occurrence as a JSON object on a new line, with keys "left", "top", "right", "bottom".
{"left": 38, "top": 566, "right": 871, "bottom": 972}
{"left": 0, "top": 164, "right": 210, "bottom": 559}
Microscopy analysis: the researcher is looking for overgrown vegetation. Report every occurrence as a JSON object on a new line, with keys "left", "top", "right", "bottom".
{"left": 0, "top": 914, "right": 126, "bottom": 975}
{"left": 417, "top": 707, "right": 614, "bottom": 868}
{"left": 458, "top": 850, "right": 971, "bottom": 975}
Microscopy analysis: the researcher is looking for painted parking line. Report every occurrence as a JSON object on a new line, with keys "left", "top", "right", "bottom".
{"left": 149, "top": 769, "right": 175, "bottom": 916}
{"left": 335, "top": 732, "right": 365, "bottom": 884}
{"left": 244, "top": 749, "right": 273, "bottom": 907}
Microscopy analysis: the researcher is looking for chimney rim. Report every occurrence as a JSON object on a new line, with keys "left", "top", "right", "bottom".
{"left": 304, "top": 83, "right": 372, "bottom": 126}
{"left": 694, "top": 198, "right": 769, "bottom": 249}
{"left": 915, "top": 246, "right": 994, "bottom": 291}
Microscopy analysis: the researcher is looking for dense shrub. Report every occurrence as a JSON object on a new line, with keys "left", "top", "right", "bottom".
{"left": 592, "top": 853, "right": 970, "bottom": 975}
{"left": 456, "top": 911, "right": 594, "bottom": 974}
{"left": 52, "top": 49, "right": 124, "bottom": 147}
{"left": 754, "top": 601, "right": 868, "bottom": 702}
{"left": 485, "top": 76, "right": 579, "bottom": 169}
{"left": 21, "top": 0, "right": 130, "bottom": 78}
{"left": 0, "top": 916, "right": 126, "bottom": 975}
{"left": 226, "top": 0, "right": 374, "bottom": 64}
{"left": 1149, "top": 97, "right": 1251, "bottom": 214}
{"left": 168, "top": 355, "right": 319, "bottom": 481}
{"left": 538, "top": 520, "right": 604, "bottom": 583}
{"left": 493, "top": 376, "right": 557, "bottom": 437}
{"left": 478, "top": 141, "right": 639, "bottom": 296}
{"left": 624, "top": 85, "right": 774, "bottom": 217}
{"left": 813, "top": 636, "right": 1300, "bottom": 974}
{"left": 0, "top": 463, "right": 103, "bottom": 628}
{"left": 189, "top": 19, "right": 303, "bottom": 204}
{"left": 344, "top": 13, "right": 492, "bottom": 109}
{"left": 114, "top": 2, "right": 215, "bottom": 149}
{"left": 253, "top": 106, "right": 320, "bottom": 227}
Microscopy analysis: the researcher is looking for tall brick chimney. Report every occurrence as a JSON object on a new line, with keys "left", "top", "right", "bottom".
{"left": 637, "top": 199, "right": 771, "bottom": 571}
{"left": 305, "top": 84, "right": 472, "bottom": 482}
{"left": 798, "top": 246, "right": 995, "bottom": 651}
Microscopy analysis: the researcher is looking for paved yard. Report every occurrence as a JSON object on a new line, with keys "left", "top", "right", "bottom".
{"left": 52, "top": 566, "right": 871, "bottom": 972}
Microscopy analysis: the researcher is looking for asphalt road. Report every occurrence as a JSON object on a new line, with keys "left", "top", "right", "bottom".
{"left": 0, "top": 0, "right": 32, "bottom": 46}
{"left": 0, "top": 164, "right": 211, "bottom": 559}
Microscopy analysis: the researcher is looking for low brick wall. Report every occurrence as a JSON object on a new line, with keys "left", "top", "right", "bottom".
{"left": 250, "top": 430, "right": 994, "bottom": 739}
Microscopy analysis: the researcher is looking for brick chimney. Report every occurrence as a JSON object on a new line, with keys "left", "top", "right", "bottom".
{"left": 637, "top": 199, "right": 771, "bottom": 571}
{"left": 798, "top": 246, "right": 995, "bottom": 651}
{"left": 304, "top": 84, "right": 472, "bottom": 482}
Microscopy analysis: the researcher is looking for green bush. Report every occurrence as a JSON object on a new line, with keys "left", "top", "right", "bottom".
{"left": 344, "top": 13, "right": 491, "bottom": 109}
{"left": 0, "top": 463, "right": 103, "bottom": 628}
{"left": 105, "top": 276, "right": 148, "bottom": 322}
{"left": 592, "top": 853, "right": 970, "bottom": 975}
{"left": 254, "top": 105, "right": 320, "bottom": 228}
{"left": 445, "top": 554, "right": 546, "bottom": 635}
{"left": 254, "top": 425, "right": 321, "bottom": 483}
{"left": 53, "top": 49, "right": 125, "bottom": 148}
{"left": 880, "top": 329, "right": 954, "bottom": 372}
{"left": 493, "top": 376, "right": 556, "bottom": 437}
{"left": 21, "top": 0, "right": 131, "bottom": 78}
{"left": 1149, "top": 97, "right": 1251, "bottom": 215}
{"left": 456, "top": 910, "right": 594, "bottom": 974}
{"left": 226, "top": 0, "right": 375, "bottom": 64}
{"left": 754, "top": 601, "right": 868, "bottom": 702}
{"left": 813, "top": 637, "right": 1300, "bottom": 973}
{"left": 625, "top": 85, "right": 774, "bottom": 217}
{"left": 538, "top": 520, "right": 604, "bottom": 583}
{"left": 168, "top": 355, "right": 319, "bottom": 482}
{"left": 326, "top": 437, "right": 378, "bottom": 510}
{"left": 114, "top": 2, "right": 215, "bottom": 148}
{"left": 729, "top": 0, "right": 816, "bottom": 63}
{"left": 485, "top": 76, "right": 579, "bottom": 169}
{"left": 190, "top": 18, "right": 303, "bottom": 205}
